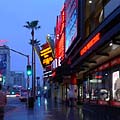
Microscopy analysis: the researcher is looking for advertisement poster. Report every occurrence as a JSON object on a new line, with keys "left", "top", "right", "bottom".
{"left": 0, "top": 54, "right": 7, "bottom": 76}
{"left": 65, "top": 0, "right": 78, "bottom": 51}
{"left": 112, "top": 71, "right": 120, "bottom": 100}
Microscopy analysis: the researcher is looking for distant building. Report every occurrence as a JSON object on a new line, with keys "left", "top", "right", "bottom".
{"left": 0, "top": 45, "right": 26, "bottom": 88}
{"left": 0, "top": 45, "right": 10, "bottom": 86}
{"left": 10, "top": 71, "right": 26, "bottom": 88}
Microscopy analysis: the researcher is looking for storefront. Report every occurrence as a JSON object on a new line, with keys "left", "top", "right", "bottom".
{"left": 70, "top": 6, "right": 120, "bottom": 107}
{"left": 83, "top": 56, "right": 120, "bottom": 107}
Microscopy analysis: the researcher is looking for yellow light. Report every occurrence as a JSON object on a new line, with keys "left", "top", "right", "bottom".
{"left": 40, "top": 49, "right": 52, "bottom": 57}
{"left": 43, "top": 57, "right": 53, "bottom": 65}
{"left": 44, "top": 55, "right": 49, "bottom": 58}
{"left": 40, "top": 47, "right": 51, "bottom": 54}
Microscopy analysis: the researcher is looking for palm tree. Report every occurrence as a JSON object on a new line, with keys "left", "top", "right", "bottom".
{"left": 24, "top": 20, "right": 40, "bottom": 41}
{"left": 24, "top": 20, "right": 40, "bottom": 101}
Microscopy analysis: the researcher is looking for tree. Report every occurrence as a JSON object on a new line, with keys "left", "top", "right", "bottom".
{"left": 24, "top": 20, "right": 40, "bottom": 101}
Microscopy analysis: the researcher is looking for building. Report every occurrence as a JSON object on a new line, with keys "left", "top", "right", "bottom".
{"left": 10, "top": 71, "right": 26, "bottom": 88}
{"left": 53, "top": 0, "right": 120, "bottom": 108}
{"left": 0, "top": 45, "right": 26, "bottom": 90}
{"left": 67, "top": 0, "right": 120, "bottom": 107}
{"left": 0, "top": 45, "right": 10, "bottom": 86}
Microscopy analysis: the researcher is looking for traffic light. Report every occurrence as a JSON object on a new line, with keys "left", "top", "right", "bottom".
{"left": 27, "top": 65, "right": 32, "bottom": 76}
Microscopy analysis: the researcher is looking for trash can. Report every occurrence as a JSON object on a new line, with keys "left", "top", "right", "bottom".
{"left": 28, "top": 97, "right": 34, "bottom": 108}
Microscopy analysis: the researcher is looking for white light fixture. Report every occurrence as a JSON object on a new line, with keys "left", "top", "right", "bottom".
{"left": 109, "top": 42, "right": 113, "bottom": 46}
{"left": 89, "top": 0, "right": 92, "bottom": 3}
{"left": 105, "top": 73, "right": 108, "bottom": 76}
{"left": 44, "top": 86, "right": 47, "bottom": 90}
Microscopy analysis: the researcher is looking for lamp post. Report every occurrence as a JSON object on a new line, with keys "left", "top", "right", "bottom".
{"left": 24, "top": 20, "right": 40, "bottom": 100}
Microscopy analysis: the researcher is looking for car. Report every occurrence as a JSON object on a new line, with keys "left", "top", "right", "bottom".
{"left": 6, "top": 90, "right": 20, "bottom": 97}
{"left": 19, "top": 89, "right": 28, "bottom": 102}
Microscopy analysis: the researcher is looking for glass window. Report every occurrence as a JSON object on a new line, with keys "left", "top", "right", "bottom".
{"left": 84, "top": 0, "right": 110, "bottom": 37}
{"left": 83, "top": 69, "right": 111, "bottom": 101}
{"left": 97, "top": 70, "right": 110, "bottom": 101}
{"left": 83, "top": 80, "right": 90, "bottom": 99}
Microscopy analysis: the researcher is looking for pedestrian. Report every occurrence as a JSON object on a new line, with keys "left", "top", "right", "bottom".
{"left": 68, "top": 88, "right": 74, "bottom": 107}
{"left": 0, "top": 84, "right": 7, "bottom": 120}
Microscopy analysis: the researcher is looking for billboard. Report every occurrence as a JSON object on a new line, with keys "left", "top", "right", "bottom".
{"left": 0, "top": 54, "right": 7, "bottom": 76}
{"left": 65, "top": 0, "right": 78, "bottom": 51}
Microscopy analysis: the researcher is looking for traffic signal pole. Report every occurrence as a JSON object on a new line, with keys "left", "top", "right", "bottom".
{"left": 9, "top": 48, "right": 30, "bottom": 89}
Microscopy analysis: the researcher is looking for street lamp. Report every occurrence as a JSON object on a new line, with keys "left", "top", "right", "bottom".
{"left": 24, "top": 20, "right": 40, "bottom": 100}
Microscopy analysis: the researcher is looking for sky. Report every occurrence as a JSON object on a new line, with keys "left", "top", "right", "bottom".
{"left": 0, "top": 0, "right": 65, "bottom": 83}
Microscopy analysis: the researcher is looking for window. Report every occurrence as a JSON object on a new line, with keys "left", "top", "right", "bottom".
{"left": 84, "top": 0, "right": 110, "bottom": 37}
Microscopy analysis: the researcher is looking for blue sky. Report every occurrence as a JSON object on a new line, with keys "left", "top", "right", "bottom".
{"left": 0, "top": 1, "right": 64, "bottom": 81}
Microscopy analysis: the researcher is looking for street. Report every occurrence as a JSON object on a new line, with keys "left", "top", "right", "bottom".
{"left": 4, "top": 97, "right": 82, "bottom": 120}
{"left": 4, "top": 97, "right": 120, "bottom": 120}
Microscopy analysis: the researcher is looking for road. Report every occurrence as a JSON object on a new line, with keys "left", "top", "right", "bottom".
{"left": 4, "top": 97, "right": 82, "bottom": 120}
{"left": 5, "top": 97, "right": 26, "bottom": 114}
{"left": 4, "top": 97, "right": 120, "bottom": 120}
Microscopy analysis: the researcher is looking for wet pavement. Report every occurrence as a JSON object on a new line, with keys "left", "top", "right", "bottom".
{"left": 4, "top": 97, "right": 83, "bottom": 120}
{"left": 83, "top": 104, "right": 120, "bottom": 120}
{"left": 4, "top": 97, "right": 120, "bottom": 120}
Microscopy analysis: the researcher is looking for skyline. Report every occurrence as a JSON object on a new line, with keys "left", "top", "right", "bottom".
{"left": 0, "top": 1, "right": 65, "bottom": 80}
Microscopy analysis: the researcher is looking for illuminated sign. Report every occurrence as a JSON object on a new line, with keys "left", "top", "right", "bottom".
{"left": 40, "top": 44, "right": 54, "bottom": 68}
{"left": 46, "top": 34, "right": 54, "bottom": 57}
{"left": 95, "top": 75, "right": 103, "bottom": 79}
{"left": 80, "top": 33, "right": 101, "bottom": 56}
{"left": 65, "top": 0, "right": 78, "bottom": 51}
{"left": 55, "top": 6, "right": 65, "bottom": 61}
{"left": 112, "top": 71, "right": 120, "bottom": 99}
{"left": 52, "top": 71, "right": 56, "bottom": 77}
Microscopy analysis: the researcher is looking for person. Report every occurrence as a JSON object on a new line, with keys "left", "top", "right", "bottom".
{"left": 68, "top": 89, "right": 74, "bottom": 107}
{"left": 0, "top": 84, "right": 7, "bottom": 120}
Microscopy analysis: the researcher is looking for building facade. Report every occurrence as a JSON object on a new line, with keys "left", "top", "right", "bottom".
{"left": 10, "top": 71, "right": 26, "bottom": 88}
{"left": 53, "top": 0, "right": 120, "bottom": 107}
{"left": 0, "top": 45, "right": 10, "bottom": 86}
{"left": 0, "top": 45, "right": 26, "bottom": 90}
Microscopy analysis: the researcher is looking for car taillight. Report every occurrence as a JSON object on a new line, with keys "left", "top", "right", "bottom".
{"left": 16, "top": 93, "right": 20, "bottom": 97}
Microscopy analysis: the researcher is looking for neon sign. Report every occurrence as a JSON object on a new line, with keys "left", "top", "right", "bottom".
{"left": 55, "top": 6, "right": 65, "bottom": 60}
{"left": 40, "top": 45, "right": 54, "bottom": 68}
{"left": 80, "top": 33, "right": 101, "bottom": 56}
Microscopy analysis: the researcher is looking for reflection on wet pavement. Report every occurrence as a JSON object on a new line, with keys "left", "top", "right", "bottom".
{"left": 4, "top": 97, "right": 82, "bottom": 120}
{"left": 5, "top": 97, "right": 120, "bottom": 120}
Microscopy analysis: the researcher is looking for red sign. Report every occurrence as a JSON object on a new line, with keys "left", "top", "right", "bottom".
{"left": 55, "top": 6, "right": 65, "bottom": 60}
{"left": 80, "top": 33, "right": 101, "bottom": 56}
